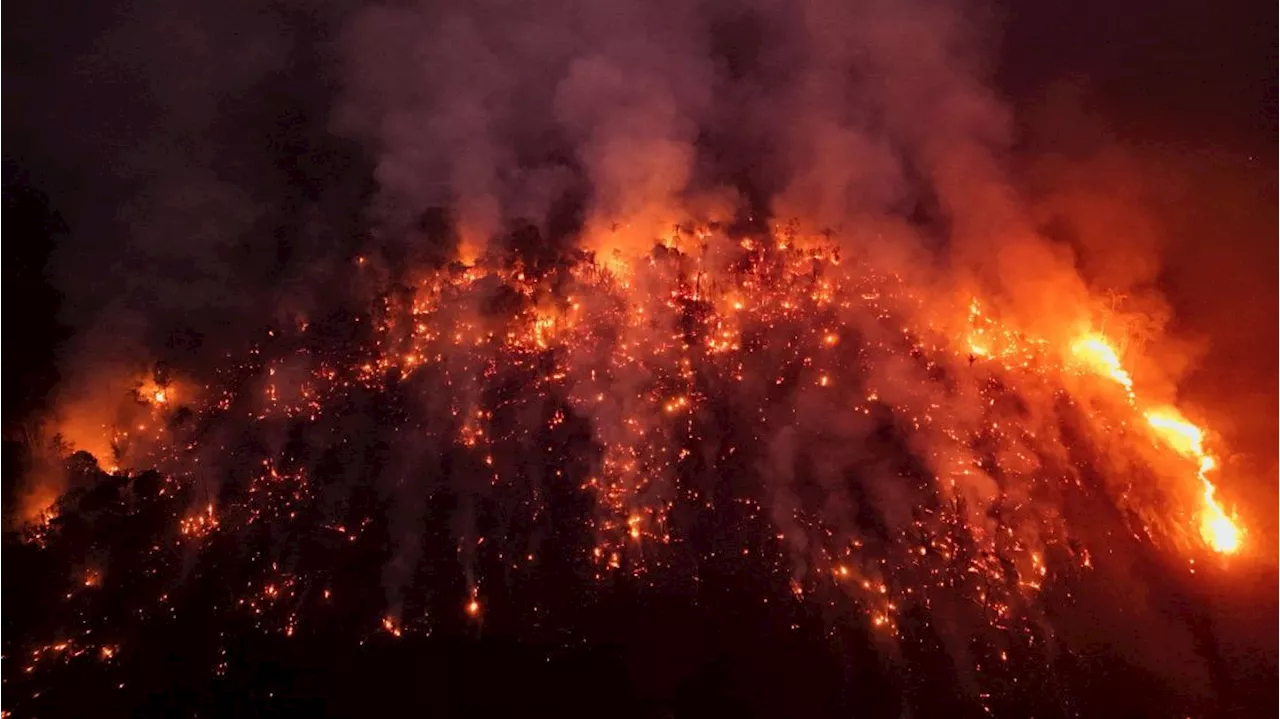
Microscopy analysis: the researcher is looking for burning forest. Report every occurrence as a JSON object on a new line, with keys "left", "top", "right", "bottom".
{"left": 3, "top": 0, "right": 1275, "bottom": 716}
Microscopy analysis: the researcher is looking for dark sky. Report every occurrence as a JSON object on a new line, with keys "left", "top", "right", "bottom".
{"left": 999, "top": 0, "right": 1274, "bottom": 148}
{"left": 12, "top": 0, "right": 1270, "bottom": 163}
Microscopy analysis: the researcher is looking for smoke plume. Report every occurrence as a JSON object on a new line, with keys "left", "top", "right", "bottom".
{"left": 8, "top": 0, "right": 1270, "bottom": 711}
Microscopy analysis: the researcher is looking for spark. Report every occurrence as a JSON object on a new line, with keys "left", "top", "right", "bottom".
{"left": 18, "top": 222, "right": 1250, "bottom": 697}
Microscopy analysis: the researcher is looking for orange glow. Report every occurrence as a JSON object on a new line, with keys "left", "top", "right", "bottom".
{"left": 1145, "top": 407, "right": 1242, "bottom": 554}
{"left": 180, "top": 503, "right": 219, "bottom": 539}
{"left": 1070, "top": 333, "right": 1135, "bottom": 400}
{"left": 138, "top": 377, "right": 176, "bottom": 407}
{"left": 25, "top": 217, "right": 1253, "bottom": 672}
{"left": 1068, "top": 330, "right": 1244, "bottom": 555}
{"left": 1198, "top": 484, "right": 1242, "bottom": 555}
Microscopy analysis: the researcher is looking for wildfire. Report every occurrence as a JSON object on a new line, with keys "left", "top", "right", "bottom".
{"left": 1070, "top": 333, "right": 1135, "bottom": 401}
{"left": 1145, "top": 407, "right": 1242, "bottom": 554}
{"left": 138, "top": 377, "right": 175, "bottom": 407}
{"left": 16, "top": 222, "right": 1254, "bottom": 701}
{"left": 1065, "top": 331, "right": 1243, "bottom": 554}
{"left": 179, "top": 503, "right": 220, "bottom": 539}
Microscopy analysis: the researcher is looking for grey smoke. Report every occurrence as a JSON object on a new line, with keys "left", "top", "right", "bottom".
{"left": 13, "top": 0, "right": 1255, "bottom": 703}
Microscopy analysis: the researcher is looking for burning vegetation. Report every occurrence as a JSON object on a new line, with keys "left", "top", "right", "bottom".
{"left": 7, "top": 220, "right": 1251, "bottom": 716}
{"left": 4, "top": 0, "right": 1270, "bottom": 715}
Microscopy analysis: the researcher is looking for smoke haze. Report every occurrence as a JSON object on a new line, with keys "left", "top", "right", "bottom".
{"left": 3, "top": 0, "right": 1274, "bottom": 713}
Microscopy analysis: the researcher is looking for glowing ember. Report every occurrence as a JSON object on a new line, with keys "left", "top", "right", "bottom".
{"left": 13, "top": 224, "right": 1251, "bottom": 705}
{"left": 463, "top": 585, "right": 478, "bottom": 619}
{"left": 138, "top": 377, "right": 175, "bottom": 406}
{"left": 179, "top": 503, "right": 220, "bottom": 539}
{"left": 6, "top": 0, "right": 1266, "bottom": 712}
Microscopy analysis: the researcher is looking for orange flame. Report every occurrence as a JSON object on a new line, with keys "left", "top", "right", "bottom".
{"left": 1070, "top": 334, "right": 1135, "bottom": 401}
{"left": 1067, "top": 332, "right": 1242, "bottom": 555}
{"left": 1144, "top": 407, "right": 1242, "bottom": 554}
